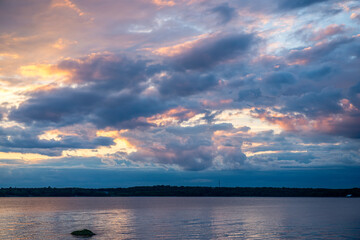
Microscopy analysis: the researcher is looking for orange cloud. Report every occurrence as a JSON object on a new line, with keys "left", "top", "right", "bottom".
{"left": 287, "top": 59, "right": 308, "bottom": 66}
{"left": 251, "top": 104, "right": 360, "bottom": 138}
{"left": 19, "top": 64, "right": 70, "bottom": 79}
{"left": 62, "top": 129, "right": 136, "bottom": 158}
{"left": 146, "top": 107, "right": 197, "bottom": 126}
{"left": 340, "top": 99, "right": 359, "bottom": 112}
{"left": 151, "top": 0, "right": 202, "bottom": 7}
{"left": 152, "top": 0, "right": 176, "bottom": 6}
{"left": 38, "top": 129, "right": 78, "bottom": 141}
{"left": 252, "top": 109, "right": 310, "bottom": 132}
{"left": 201, "top": 99, "right": 233, "bottom": 108}
{"left": 52, "top": 0, "right": 86, "bottom": 16}
{"left": 0, "top": 152, "right": 53, "bottom": 163}
{"left": 311, "top": 24, "right": 345, "bottom": 41}
{"left": 152, "top": 34, "right": 209, "bottom": 56}
{"left": 0, "top": 53, "right": 19, "bottom": 60}
{"left": 52, "top": 38, "right": 78, "bottom": 50}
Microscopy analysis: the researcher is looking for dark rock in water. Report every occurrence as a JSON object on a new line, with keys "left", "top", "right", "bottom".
{"left": 71, "top": 229, "right": 96, "bottom": 237}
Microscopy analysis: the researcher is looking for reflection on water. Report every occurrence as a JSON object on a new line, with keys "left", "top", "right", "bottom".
{"left": 0, "top": 197, "right": 359, "bottom": 239}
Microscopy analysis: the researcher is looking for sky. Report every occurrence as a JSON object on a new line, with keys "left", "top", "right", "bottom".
{"left": 0, "top": 0, "right": 360, "bottom": 188}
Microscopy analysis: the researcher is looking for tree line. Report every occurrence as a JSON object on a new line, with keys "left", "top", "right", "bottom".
{"left": 0, "top": 186, "right": 359, "bottom": 197}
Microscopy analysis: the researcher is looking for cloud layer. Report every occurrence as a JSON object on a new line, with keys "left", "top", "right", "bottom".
{"left": 0, "top": 0, "right": 360, "bottom": 186}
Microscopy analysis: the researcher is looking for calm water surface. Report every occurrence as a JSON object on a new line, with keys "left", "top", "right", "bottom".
{"left": 0, "top": 197, "right": 359, "bottom": 239}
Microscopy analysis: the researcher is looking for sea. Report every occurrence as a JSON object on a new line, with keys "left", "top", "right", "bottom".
{"left": 0, "top": 197, "right": 359, "bottom": 239}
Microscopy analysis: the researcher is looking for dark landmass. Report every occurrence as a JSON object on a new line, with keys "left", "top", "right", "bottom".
{"left": 0, "top": 186, "right": 359, "bottom": 197}
{"left": 71, "top": 229, "right": 96, "bottom": 237}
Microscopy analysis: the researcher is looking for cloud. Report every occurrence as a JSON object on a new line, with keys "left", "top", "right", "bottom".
{"left": 0, "top": 126, "right": 114, "bottom": 156}
{"left": 348, "top": 81, "right": 360, "bottom": 109}
{"left": 90, "top": 94, "right": 170, "bottom": 128}
{"left": 57, "top": 54, "right": 150, "bottom": 91}
{"left": 0, "top": 0, "right": 50, "bottom": 32}
{"left": 282, "top": 88, "right": 343, "bottom": 117}
{"left": 9, "top": 88, "right": 101, "bottom": 125}
{"left": 251, "top": 152, "right": 315, "bottom": 165}
{"left": 51, "top": 0, "right": 86, "bottom": 17}
{"left": 170, "top": 33, "right": 256, "bottom": 70}
{"left": 238, "top": 88, "right": 261, "bottom": 99}
{"left": 327, "top": 113, "right": 360, "bottom": 139}
{"left": 9, "top": 87, "right": 170, "bottom": 129}
{"left": 243, "top": 128, "right": 360, "bottom": 169}
{"left": 9, "top": 53, "right": 172, "bottom": 129}
{"left": 125, "top": 124, "right": 246, "bottom": 171}
{"left": 277, "top": 0, "right": 330, "bottom": 10}
{"left": 287, "top": 36, "right": 355, "bottom": 64}
{"left": 158, "top": 72, "right": 218, "bottom": 97}
{"left": 310, "top": 24, "right": 346, "bottom": 42}
{"left": 152, "top": 0, "right": 175, "bottom": 7}
{"left": 302, "top": 65, "right": 333, "bottom": 80}
{"left": 262, "top": 72, "right": 297, "bottom": 96}
{"left": 210, "top": 3, "right": 236, "bottom": 25}
{"left": 2, "top": 0, "right": 360, "bottom": 176}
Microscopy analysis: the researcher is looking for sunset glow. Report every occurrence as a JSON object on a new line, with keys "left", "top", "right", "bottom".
{"left": 0, "top": 0, "right": 359, "bottom": 187}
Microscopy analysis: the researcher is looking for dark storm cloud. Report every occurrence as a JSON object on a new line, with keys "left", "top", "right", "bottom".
{"left": 210, "top": 3, "right": 236, "bottom": 25}
{"left": 228, "top": 0, "right": 337, "bottom": 14}
{"left": 0, "top": 126, "right": 114, "bottom": 156}
{"left": 262, "top": 72, "right": 297, "bottom": 96}
{"left": 90, "top": 94, "right": 169, "bottom": 128}
{"left": 9, "top": 88, "right": 102, "bottom": 125}
{"left": 302, "top": 65, "right": 333, "bottom": 80}
{"left": 57, "top": 54, "right": 150, "bottom": 92}
{"left": 349, "top": 81, "right": 360, "bottom": 109}
{"left": 9, "top": 53, "right": 173, "bottom": 129}
{"left": 328, "top": 113, "right": 360, "bottom": 139}
{"left": 9, "top": 87, "right": 170, "bottom": 129}
{"left": 282, "top": 88, "right": 343, "bottom": 117}
{"left": 202, "top": 110, "right": 222, "bottom": 124}
{"left": 170, "top": 33, "right": 256, "bottom": 70}
{"left": 158, "top": 73, "right": 218, "bottom": 97}
{"left": 236, "top": 31, "right": 360, "bottom": 142}
{"left": 277, "top": 0, "right": 330, "bottom": 10}
{"left": 263, "top": 72, "right": 296, "bottom": 86}
{"left": 11, "top": 51, "right": 234, "bottom": 129}
{"left": 233, "top": 71, "right": 277, "bottom": 107}
{"left": 238, "top": 88, "right": 262, "bottom": 102}
{"left": 0, "top": 133, "right": 113, "bottom": 150}
{"left": 19, "top": 56, "right": 153, "bottom": 126}
{"left": 287, "top": 36, "right": 355, "bottom": 64}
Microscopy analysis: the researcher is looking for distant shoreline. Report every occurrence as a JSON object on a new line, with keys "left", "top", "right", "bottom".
{"left": 0, "top": 186, "right": 359, "bottom": 197}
